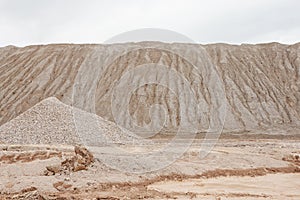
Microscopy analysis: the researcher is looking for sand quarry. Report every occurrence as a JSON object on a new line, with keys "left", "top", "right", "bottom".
{"left": 0, "top": 42, "right": 300, "bottom": 199}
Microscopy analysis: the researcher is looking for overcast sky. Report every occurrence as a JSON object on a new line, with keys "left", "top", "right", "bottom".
{"left": 0, "top": 0, "right": 299, "bottom": 47}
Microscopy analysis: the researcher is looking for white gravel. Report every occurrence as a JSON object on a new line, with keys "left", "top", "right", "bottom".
{"left": 0, "top": 97, "right": 141, "bottom": 145}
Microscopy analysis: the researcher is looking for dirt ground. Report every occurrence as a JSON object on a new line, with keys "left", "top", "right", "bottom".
{"left": 0, "top": 135, "right": 299, "bottom": 200}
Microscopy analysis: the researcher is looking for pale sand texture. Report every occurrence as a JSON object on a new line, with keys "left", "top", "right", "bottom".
{"left": 0, "top": 42, "right": 299, "bottom": 134}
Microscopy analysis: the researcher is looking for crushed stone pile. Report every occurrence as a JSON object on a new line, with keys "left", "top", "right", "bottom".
{"left": 0, "top": 97, "right": 141, "bottom": 145}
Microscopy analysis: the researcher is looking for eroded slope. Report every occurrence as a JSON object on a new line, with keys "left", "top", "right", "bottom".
{"left": 0, "top": 43, "right": 299, "bottom": 133}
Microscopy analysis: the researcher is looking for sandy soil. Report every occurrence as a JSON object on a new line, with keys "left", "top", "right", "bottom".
{"left": 0, "top": 137, "right": 299, "bottom": 199}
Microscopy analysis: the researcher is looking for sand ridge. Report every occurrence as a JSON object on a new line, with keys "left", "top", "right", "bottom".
{"left": 0, "top": 43, "right": 299, "bottom": 134}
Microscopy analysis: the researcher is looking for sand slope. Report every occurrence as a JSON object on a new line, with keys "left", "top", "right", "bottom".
{"left": 0, "top": 42, "right": 299, "bottom": 133}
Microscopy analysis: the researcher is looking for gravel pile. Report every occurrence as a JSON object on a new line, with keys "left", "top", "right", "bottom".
{"left": 0, "top": 97, "right": 140, "bottom": 145}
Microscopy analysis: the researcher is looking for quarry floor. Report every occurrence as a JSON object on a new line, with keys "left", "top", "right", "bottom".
{"left": 0, "top": 135, "right": 299, "bottom": 200}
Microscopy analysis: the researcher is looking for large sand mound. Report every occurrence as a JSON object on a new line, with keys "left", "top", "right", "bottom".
{"left": 0, "top": 43, "right": 299, "bottom": 134}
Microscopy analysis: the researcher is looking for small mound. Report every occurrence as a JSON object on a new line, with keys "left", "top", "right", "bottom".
{"left": 0, "top": 97, "right": 140, "bottom": 145}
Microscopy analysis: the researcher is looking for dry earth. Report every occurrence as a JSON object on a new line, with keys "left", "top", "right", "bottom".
{"left": 0, "top": 139, "right": 299, "bottom": 199}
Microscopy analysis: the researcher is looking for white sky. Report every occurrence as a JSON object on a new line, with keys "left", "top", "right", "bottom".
{"left": 0, "top": 0, "right": 299, "bottom": 47}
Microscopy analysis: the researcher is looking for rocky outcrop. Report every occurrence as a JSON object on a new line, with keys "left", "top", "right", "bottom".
{"left": 44, "top": 145, "right": 94, "bottom": 176}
